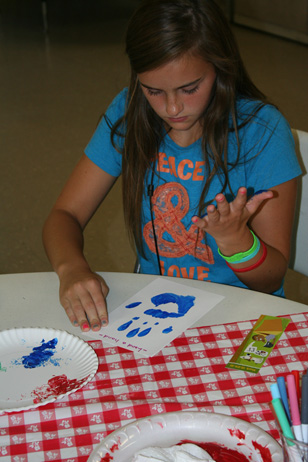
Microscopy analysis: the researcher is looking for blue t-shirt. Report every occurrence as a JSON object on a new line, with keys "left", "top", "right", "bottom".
{"left": 85, "top": 88, "right": 302, "bottom": 296}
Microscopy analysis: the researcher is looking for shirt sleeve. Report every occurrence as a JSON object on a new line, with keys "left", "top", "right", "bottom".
{"left": 241, "top": 104, "right": 302, "bottom": 189}
{"left": 84, "top": 88, "right": 128, "bottom": 177}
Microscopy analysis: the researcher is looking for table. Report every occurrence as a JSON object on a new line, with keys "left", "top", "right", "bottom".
{"left": 1, "top": 271, "right": 307, "bottom": 334}
{"left": 1, "top": 272, "right": 308, "bottom": 461}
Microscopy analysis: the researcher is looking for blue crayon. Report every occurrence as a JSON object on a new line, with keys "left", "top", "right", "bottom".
{"left": 277, "top": 376, "right": 292, "bottom": 424}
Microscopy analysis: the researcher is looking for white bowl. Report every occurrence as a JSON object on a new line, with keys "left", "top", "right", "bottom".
{"left": 88, "top": 411, "right": 282, "bottom": 462}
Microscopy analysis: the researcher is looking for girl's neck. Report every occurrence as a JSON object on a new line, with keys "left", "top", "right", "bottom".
{"left": 165, "top": 123, "right": 202, "bottom": 147}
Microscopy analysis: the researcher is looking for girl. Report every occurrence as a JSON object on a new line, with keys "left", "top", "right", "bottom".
{"left": 43, "top": 0, "right": 302, "bottom": 332}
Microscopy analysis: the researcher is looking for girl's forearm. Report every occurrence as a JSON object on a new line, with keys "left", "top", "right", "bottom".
{"left": 42, "top": 209, "right": 91, "bottom": 278}
{"left": 228, "top": 244, "right": 288, "bottom": 294}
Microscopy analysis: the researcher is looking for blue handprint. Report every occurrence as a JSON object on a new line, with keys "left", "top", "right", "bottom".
{"left": 117, "top": 293, "right": 195, "bottom": 338}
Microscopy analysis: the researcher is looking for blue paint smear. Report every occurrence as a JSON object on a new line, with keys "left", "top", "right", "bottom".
{"left": 127, "top": 328, "right": 140, "bottom": 338}
{"left": 21, "top": 338, "right": 59, "bottom": 369}
{"left": 118, "top": 320, "right": 133, "bottom": 331}
{"left": 126, "top": 302, "right": 142, "bottom": 309}
{"left": 118, "top": 317, "right": 140, "bottom": 332}
{"left": 144, "top": 293, "right": 195, "bottom": 319}
{"left": 162, "top": 326, "right": 173, "bottom": 334}
{"left": 138, "top": 327, "right": 151, "bottom": 337}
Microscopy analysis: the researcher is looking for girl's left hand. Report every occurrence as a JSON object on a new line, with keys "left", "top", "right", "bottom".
{"left": 191, "top": 187, "right": 273, "bottom": 254}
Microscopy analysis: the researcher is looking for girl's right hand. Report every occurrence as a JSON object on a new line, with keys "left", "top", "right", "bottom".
{"left": 59, "top": 270, "right": 109, "bottom": 332}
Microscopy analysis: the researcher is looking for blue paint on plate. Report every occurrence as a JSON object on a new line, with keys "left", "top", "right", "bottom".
{"left": 21, "top": 338, "right": 59, "bottom": 369}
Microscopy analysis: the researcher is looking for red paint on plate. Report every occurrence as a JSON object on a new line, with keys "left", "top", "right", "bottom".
{"left": 32, "top": 374, "right": 87, "bottom": 403}
{"left": 181, "top": 439, "right": 273, "bottom": 462}
{"left": 252, "top": 440, "right": 272, "bottom": 462}
{"left": 181, "top": 441, "right": 250, "bottom": 462}
{"left": 228, "top": 428, "right": 246, "bottom": 440}
{"left": 98, "top": 434, "right": 274, "bottom": 462}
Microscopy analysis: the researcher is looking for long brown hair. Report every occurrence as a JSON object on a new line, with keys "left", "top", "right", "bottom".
{"left": 110, "top": 0, "right": 269, "bottom": 255}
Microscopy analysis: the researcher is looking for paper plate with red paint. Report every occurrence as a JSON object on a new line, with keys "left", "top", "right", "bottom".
{"left": 88, "top": 411, "right": 282, "bottom": 462}
{"left": 0, "top": 327, "right": 98, "bottom": 413}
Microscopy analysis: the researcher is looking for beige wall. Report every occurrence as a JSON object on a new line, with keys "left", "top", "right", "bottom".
{"left": 233, "top": 0, "right": 308, "bottom": 43}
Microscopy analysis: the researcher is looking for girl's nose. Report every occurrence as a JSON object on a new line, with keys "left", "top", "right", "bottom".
{"left": 166, "top": 95, "right": 183, "bottom": 116}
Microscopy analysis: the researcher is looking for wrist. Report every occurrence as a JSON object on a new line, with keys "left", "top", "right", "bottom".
{"left": 226, "top": 240, "right": 267, "bottom": 273}
{"left": 57, "top": 259, "right": 91, "bottom": 280}
{"left": 217, "top": 228, "right": 254, "bottom": 258}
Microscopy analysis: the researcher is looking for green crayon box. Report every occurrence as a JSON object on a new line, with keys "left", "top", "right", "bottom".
{"left": 226, "top": 314, "right": 290, "bottom": 374}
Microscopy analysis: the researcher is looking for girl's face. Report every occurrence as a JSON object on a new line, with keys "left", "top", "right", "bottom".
{"left": 138, "top": 54, "right": 216, "bottom": 147}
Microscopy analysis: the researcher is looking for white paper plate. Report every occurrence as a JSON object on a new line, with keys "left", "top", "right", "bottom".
{"left": 0, "top": 327, "right": 98, "bottom": 413}
{"left": 88, "top": 411, "right": 282, "bottom": 462}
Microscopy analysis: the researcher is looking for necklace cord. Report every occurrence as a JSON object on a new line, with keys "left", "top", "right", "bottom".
{"left": 148, "top": 166, "right": 162, "bottom": 275}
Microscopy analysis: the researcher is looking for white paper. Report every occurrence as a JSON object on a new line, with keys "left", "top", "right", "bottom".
{"left": 83, "top": 278, "right": 224, "bottom": 357}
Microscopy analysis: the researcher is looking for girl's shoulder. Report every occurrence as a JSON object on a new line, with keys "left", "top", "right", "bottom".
{"left": 236, "top": 97, "right": 282, "bottom": 124}
{"left": 105, "top": 87, "right": 129, "bottom": 119}
{"left": 235, "top": 97, "right": 292, "bottom": 140}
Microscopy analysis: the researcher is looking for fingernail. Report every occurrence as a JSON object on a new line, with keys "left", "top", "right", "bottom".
{"left": 82, "top": 322, "right": 89, "bottom": 330}
{"left": 101, "top": 320, "right": 107, "bottom": 326}
{"left": 73, "top": 321, "right": 78, "bottom": 326}
{"left": 191, "top": 216, "right": 198, "bottom": 223}
{"left": 92, "top": 323, "right": 100, "bottom": 329}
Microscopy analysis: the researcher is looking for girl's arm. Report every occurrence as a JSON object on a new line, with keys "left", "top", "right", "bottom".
{"left": 43, "top": 154, "right": 117, "bottom": 331}
{"left": 192, "top": 178, "right": 297, "bottom": 294}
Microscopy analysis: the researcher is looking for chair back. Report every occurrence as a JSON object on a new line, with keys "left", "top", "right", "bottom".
{"left": 289, "top": 129, "right": 308, "bottom": 276}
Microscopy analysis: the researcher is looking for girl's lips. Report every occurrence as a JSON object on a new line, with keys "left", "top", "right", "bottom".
{"left": 168, "top": 116, "right": 188, "bottom": 123}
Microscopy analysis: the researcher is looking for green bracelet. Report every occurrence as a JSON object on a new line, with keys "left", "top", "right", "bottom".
{"left": 218, "top": 230, "right": 260, "bottom": 263}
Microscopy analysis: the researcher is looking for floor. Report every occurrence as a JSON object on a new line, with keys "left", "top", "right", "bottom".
{"left": 1, "top": 0, "right": 307, "bottom": 304}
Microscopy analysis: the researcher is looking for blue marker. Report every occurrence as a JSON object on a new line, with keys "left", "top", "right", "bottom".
{"left": 270, "top": 382, "right": 281, "bottom": 401}
{"left": 277, "top": 376, "right": 292, "bottom": 424}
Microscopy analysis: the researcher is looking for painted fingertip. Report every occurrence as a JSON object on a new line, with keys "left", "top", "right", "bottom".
{"left": 73, "top": 320, "right": 79, "bottom": 326}
{"left": 82, "top": 322, "right": 90, "bottom": 330}
{"left": 253, "top": 189, "right": 269, "bottom": 196}
{"left": 191, "top": 216, "right": 198, "bottom": 223}
{"left": 101, "top": 319, "right": 108, "bottom": 326}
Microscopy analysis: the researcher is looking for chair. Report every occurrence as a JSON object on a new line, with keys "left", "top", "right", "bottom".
{"left": 289, "top": 129, "right": 308, "bottom": 277}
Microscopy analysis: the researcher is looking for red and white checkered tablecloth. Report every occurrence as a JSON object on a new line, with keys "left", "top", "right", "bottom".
{"left": 1, "top": 312, "right": 308, "bottom": 462}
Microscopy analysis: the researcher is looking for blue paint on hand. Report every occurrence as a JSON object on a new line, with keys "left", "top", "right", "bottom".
{"left": 21, "top": 338, "right": 58, "bottom": 369}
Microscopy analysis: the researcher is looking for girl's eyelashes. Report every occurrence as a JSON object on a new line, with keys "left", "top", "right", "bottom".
{"left": 146, "top": 85, "right": 200, "bottom": 97}
{"left": 182, "top": 85, "right": 199, "bottom": 95}
{"left": 147, "top": 88, "right": 162, "bottom": 96}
